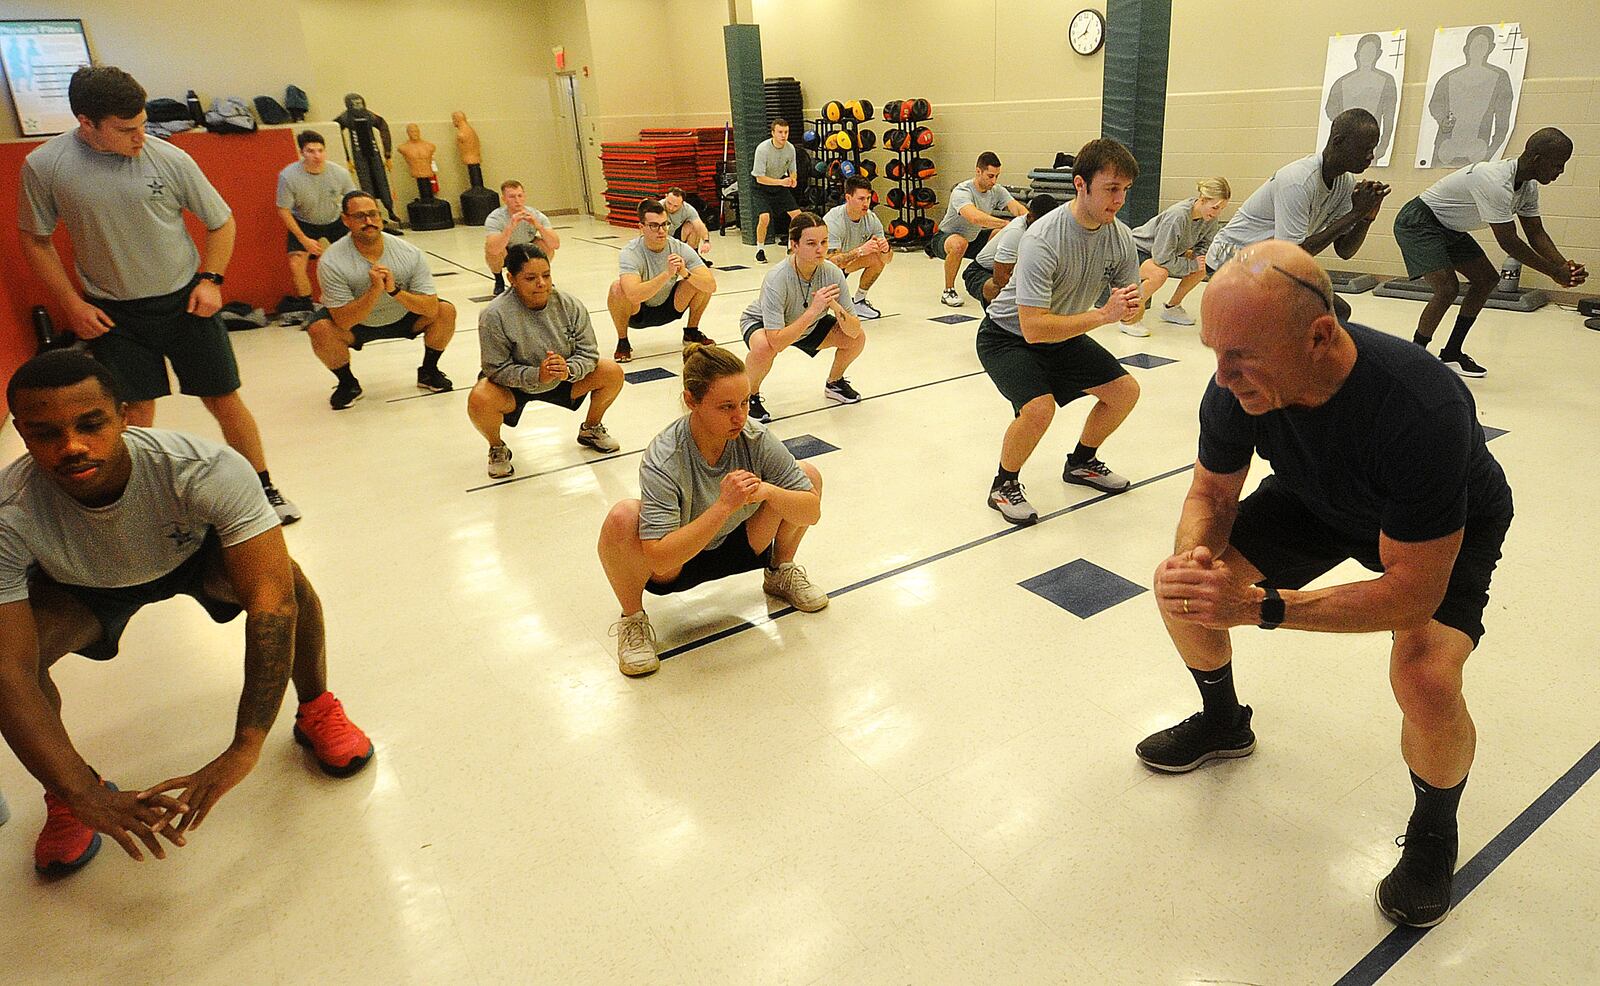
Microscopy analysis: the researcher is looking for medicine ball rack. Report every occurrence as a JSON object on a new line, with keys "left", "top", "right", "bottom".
{"left": 881, "top": 98, "right": 937, "bottom": 248}
{"left": 800, "top": 98, "right": 878, "bottom": 212}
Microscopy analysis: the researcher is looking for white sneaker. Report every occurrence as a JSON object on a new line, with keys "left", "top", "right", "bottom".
{"left": 577, "top": 422, "right": 621, "bottom": 453}
{"left": 853, "top": 297, "right": 881, "bottom": 319}
{"left": 1159, "top": 304, "right": 1196, "bottom": 325}
{"left": 264, "top": 486, "right": 302, "bottom": 525}
{"left": 940, "top": 288, "right": 964, "bottom": 308}
{"left": 1120, "top": 318, "right": 1151, "bottom": 337}
{"left": 487, "top": 443, "right": 514, "bottom": 479}
{"left": 763, "top": 562, "right": 829, "bottom": 612}
{"left": 610, "top": 612, "right": 659, "bottom": 677}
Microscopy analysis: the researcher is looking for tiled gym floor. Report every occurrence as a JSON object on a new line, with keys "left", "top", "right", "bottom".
{"left": 2, "top": 215, "right": 1596, "bottom": 985}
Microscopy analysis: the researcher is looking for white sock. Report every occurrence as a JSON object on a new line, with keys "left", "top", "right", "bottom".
{"left": 854, "top": 290, "right": 867, "bottom": 303}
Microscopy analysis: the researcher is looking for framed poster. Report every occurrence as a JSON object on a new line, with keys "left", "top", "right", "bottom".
{"left": 1316, "top": 30, "right": 1406, "bottom": 168}
{"left": 1, "top": 19, "right": 93, "bottom": 137}
{"left": 1416, "top": 23, "right": 1528, "bottom": 169}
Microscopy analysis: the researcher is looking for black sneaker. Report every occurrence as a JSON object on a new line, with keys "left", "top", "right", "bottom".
{"left": 1063, "top": 456, "right": 1131, "bottom": 493}
{"left": 1376, "top": 826, "right": 1458, "bottom": 927}
{"left": 614, "top": 339, "right": 634, "bottom": 363}
{"left": 417, "top": 366, "right": 453, "bottom": 393}
{"left": 748, "top": 392, "right": 772, "bottom": 423}
{"left": 1439, "top": 351, "right": 1487, "bottom": 378}
{"left": 824, "top": 377, "right": 861, "bottom": 404}
{"left": 330, "top": 378, "right": 363, "bottom": 410}
{"left": 1135, "top": 705, "right": 1255, "bottom": 773}
{"left": 755, "top": 248, "right": 768, "bottom": 263}
{"left": 988, "top": 479, "right": 1038, "bottom": 525}
{"left": 682, "top": 327, "right": 716, "bottom": 346}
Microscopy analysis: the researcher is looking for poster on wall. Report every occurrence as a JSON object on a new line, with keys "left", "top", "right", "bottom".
{"left": 0, "top": 20, "right": 92, "bottom": 137}
{"left": 1415, "top": 23, "right": 1528, "bottom": 169}
{"left": 1316, "top": 30, "right": 1406, "bottom": 168}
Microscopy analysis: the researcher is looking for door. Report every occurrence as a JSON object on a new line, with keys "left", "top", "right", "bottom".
{"left": 557, "top": 74, "right": 592, "bottom": 216}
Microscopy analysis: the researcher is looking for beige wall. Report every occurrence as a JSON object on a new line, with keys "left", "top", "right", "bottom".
{"left": 1164, "top": 1, "right": 1599, "bottom": 289}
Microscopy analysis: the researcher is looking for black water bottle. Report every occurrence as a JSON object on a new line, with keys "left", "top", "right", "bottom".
{"left": 186, "top": 89, "right": 205, "bottom": 127}
{"left": 30, "top": 305, "right": 54, "bottom": 347}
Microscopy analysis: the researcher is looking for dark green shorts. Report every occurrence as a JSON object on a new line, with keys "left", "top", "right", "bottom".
{"left": 975, "top": 317, "right": 1128, "bottom": 415}
{"left": 88, "top": 281, "right": 242, "bottom": 402}
{"left": 1394, "top": 197, "right": 1486, "bottom": 279}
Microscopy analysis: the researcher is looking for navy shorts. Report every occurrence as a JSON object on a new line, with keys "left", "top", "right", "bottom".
{"left": 87, "top": 282, "right": 243, "bottom": 402}
{"left": 1227, "top": 475, "right": 1512, "bottom": 646}
{"left": 741, "top": 313, "right": 837, "bottom": 358}
{"left": 629, "top": 294, "right": 687, "bottom": 329}
{"left": 963, "top": 261, "right": 994, "bottom": 305}
{"left": 286, "top": 219, "right": 349, "bottom": 254}
{"left": 33, "top": 532, "right": 243, "bottom": 661}
{"left": 929, "top": 227, "right": 991, "bottom": 260}
{"left": 646, "top": 521, "right": 772, "bottom": 595}
{"left": 975, "top": 316, "right": 1128, "bottom": 415}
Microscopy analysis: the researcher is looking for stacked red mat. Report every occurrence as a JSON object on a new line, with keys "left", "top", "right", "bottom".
{"left": 600, "top": 138, "right": 699, "bottom": 228}
{"left": 638, "top": 126, "right": 731, "bottom": 212}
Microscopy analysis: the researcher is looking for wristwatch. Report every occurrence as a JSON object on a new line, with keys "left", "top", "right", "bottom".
{"left": 197, "top": 271, "right": 225, "bottom": 285}
{"left": 1258, "top": 586, "right": 1284, "bottom": 630}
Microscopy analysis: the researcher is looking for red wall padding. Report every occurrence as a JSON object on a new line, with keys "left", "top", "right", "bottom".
{"left": 1, "top": 128, "right": 300, "bottom": 418}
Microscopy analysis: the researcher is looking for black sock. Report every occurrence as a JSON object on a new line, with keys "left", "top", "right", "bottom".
{"left": 492, "top": 272, "right": 505, "bottom": 295}
{"left": 257, "top": 470, "right": 272, "bottom": 488}
{"left": 1441, "top": 313, "right": 1477, "bottom": 356}
{"left": 993, "top": 465, "right": 1019, "bottom": 489}
{"left": 1189, "top": 663, "right": 1241, "bottom": 723}
{"left": 1068, "top": 442, "right": 1098, "bottom": 465}
{"left": 1407, "top": 771, "right": 1466, "bottom": 838}
{"left": 1412, "top": 332, "right": 1432, "bottom": 347}
{"left": 422, "top": 346, "right": 444, "bottom": 372}
{"left": 333, "top": 363, "right": 357, "bottom": 386}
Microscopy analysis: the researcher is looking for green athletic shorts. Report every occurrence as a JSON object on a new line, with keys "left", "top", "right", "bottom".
{"left": 1394, "top": 197, "right": 1486, "bottom": 279}
{"left": 87, "top": 280, "right": 242, "bottom": 402}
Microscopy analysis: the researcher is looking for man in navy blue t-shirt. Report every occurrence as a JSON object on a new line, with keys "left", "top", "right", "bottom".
{"left": 1137, "top": 240, "right": 1513, "bottom": 929}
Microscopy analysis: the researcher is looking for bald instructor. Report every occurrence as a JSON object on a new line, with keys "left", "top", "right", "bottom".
{"left": 1138, "top": 241, "right": 1514, "bottom": 929}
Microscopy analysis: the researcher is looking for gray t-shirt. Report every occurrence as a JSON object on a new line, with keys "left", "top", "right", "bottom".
{"left": 823, "top": 204, "right": 886, "bottom": 254}
{"left": 18, "top": 131, "right": 233, "bottom": 301}
{"left": 1419, "top": 157, "right": 1540, "bottom": 232}
{"left": 275, "top": 161, "right": 356, "bottom": 226}
{"left": 318, "top": 232, "right": 437, "bottom": 326}
{"left": 940, "top": 179, "right": 1018, "bottom": 240}
{"left": 740, "top": 258, "right": 851, "bottom": 331}
{"left": 987, "top": 204, "right": 1139, "bottom": 337}
{"left": 976, "top": 214, "right": 1029, "bottom": 268}
{"left": 667, "top": 201, "right": 701, "bottom": 235}
{"left": 1207, "top": 153, "right": 1354, "bottom": 267}
{"left": 752, "top": 139, "right": 796, "bottom": 180}
{"left": 484, "top": 205, "right": 552, "bottom": 248}
{"left": 638, "top": 416, "right": 813, "bottom": 550}
{"left": 478, "top": 288, "right": 597, "bottom": 395}
{"left": 618, "top": 236, "right": 706, "bottom": 306}
{"left": 1130, "top": 197, "right": 1220, "bottom": 277}
{"left": 0, "top": 428, "right": 280, "bottom": 604}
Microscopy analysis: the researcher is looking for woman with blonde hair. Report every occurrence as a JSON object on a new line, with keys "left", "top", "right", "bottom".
{"left": 1126, "top": 177, "right": 1231, "bottom": 335}
{"left": 597, "top": 343, "right": 827, "bottom": 677}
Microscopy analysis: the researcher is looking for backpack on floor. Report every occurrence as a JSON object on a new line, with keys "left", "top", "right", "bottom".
{"left": 205, "top": 96, "right": 257, "bottom": 134}
{"left": 254, "top": 95, "right": 290, "bottom": 125}
{"left": 284, "top": 84, "right": 309, "bottom": 122}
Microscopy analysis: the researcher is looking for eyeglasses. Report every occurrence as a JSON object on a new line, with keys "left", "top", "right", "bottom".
{"left": 345, "top": 209, "right": 383, "bottom": 221}
{"left": 642, "top": 221, "right": 670, "bottom": 232}
{"left": 1233, "top": 248, "right": 1332, "bottom": 312}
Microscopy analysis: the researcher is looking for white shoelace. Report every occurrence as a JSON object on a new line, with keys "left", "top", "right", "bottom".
{"left": 609, "top": 617, "right": 656, "bottom": 655}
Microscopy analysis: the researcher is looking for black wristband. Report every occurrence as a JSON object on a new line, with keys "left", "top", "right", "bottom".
{"left": 1258, "top": 586, "right": 1284, "bottom": 630}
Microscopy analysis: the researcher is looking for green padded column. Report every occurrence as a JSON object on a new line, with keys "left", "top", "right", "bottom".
{"left": 725, "top": 24, "right": 765, "bottom": 245}
{"left": 1101, "top": 0, "right": 1172, "bottom": 227}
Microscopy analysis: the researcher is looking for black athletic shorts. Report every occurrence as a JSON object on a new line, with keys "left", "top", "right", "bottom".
{"left": 645, "top": 521, "right": 772, "bottom": 596}
{"left": 312, "top": 310, "right": 424, "bottom": 350}
{"left": 929, "top": 227, "right": 991, "bottom": 261}
{"left": 754, "top": 185, "right": 799, "bottom": 218}
{"left": 629, "top": 294, "right": 687, "bottom": 329}
{"left": 741, "top": 313, "right": 837, "bottom": 358}
{"left": 975, "top": 316, "right": 1129, "bottom": 415}
{"left": 963, "top": 260, "right": 994, "bottom": 305}
{"left": 1394, "top": 197, "right": 1487, "bottom": 279}
{"left": 286, "top": 219, "right": 349, "bottom": 254}
{"left": 87, "top": 281, "right": 243, "bottom": 402}
{"left": 498, "top": 378, "right": 586, "bottom": 427}
{"left": 1227, "top": 475, "right": 1512, "bottom": 646}
{"left": 32, "top": 531, "right": 243, "bottom": 661}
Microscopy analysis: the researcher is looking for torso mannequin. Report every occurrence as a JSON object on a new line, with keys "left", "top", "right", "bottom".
{"left": 452, "top": 111, "right": 482, "bottom": 166}
{"left": 397, "top": 123, "right": 436, "bottom": 180}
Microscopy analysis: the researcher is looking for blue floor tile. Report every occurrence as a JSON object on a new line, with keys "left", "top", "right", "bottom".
{"left": 930, "top": 314, "right": 978, "bottom": 324}
{"left": 782, "top": 435, "right": 839, "bottom": 460}
{"left": 1119, "top": 353, "right": 1179, "bottom": 369}
{"left": 625, "top": 367, "right": 677, "bottom": 384}
{"left": 1482, "top": 425, "right": 1508, "bottom": 441}
{"left": 1020, "top": 559, "right": 1146, "bottom": 619}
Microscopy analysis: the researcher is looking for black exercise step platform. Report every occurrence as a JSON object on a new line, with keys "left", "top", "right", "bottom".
{"left": 1373, "top": 276, "right": 1548, "bottom": 312}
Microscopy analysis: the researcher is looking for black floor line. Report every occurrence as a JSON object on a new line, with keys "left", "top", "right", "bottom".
{"left": 424, "top": 250, "right": 493, "bottom": 280}
{"left": 576, "top": 237, "right": 624, "bottom": 250}
{"left": 1334, "top": 736, "right": 1600, "bottom": 986}
{"left": 387, "top": 387, "right": 466, "bottom": 404}
{"left": 656, "top": 462, "right": 1197, "bottom": 659}
{"left": 464, "top": 363, "right": 983, "bottom": 493}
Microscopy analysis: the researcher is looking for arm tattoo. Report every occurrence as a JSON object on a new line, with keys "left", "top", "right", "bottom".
{"left": 237, "top": 611, "right": 295, "bottom": 735}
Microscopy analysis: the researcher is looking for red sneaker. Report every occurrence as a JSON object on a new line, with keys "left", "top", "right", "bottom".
{"left": 293, "top": 692, "right": 374, "bottom": 777}
{"left": 35, "top": 782, "right": 113, "bottom": 876}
